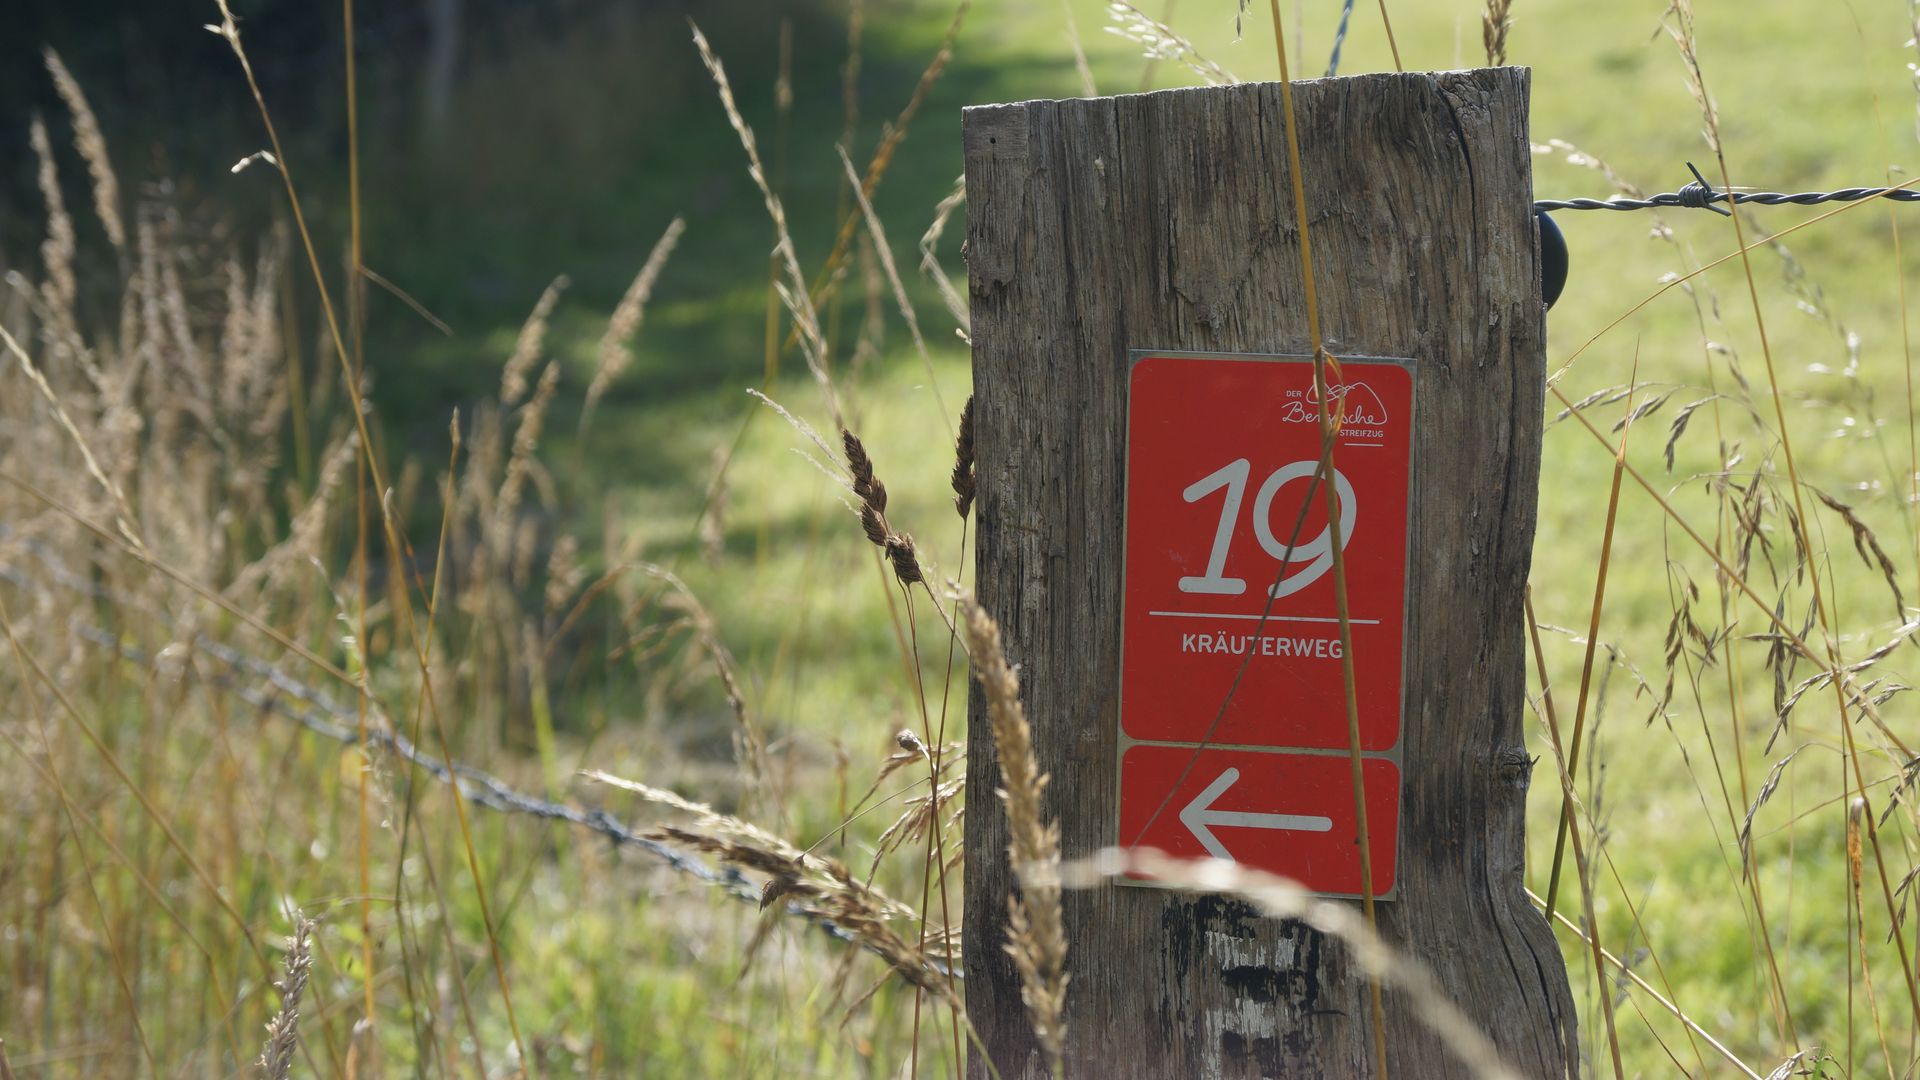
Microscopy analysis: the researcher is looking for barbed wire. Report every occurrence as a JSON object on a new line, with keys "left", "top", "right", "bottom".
{"left": 0, "top": 542, "right": 953, "bottom": 972}
{"left": 1325, "top": 0, "right": 1358, "bottom": 78}
{"left": 1535, "top": 162, "right": 1920, "bottom": 217}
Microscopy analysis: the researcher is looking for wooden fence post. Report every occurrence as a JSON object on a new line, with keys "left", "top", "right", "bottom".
{"left": 961, "top": 70, "right": 1578, "bottom": 1078}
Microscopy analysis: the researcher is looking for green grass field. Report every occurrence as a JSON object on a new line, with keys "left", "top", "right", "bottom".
{"left": 6, "top": 0, "right": 1920, "bottom": 1076}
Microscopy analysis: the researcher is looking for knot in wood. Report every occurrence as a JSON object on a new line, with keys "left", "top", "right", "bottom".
{"left": 1494, "top": 745, "right": 1536, "bottom": 789}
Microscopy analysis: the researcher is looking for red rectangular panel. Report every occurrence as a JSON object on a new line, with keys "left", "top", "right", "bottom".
{"left": 1119, "top": 745, "right": 1400, "bottom": 896}
{"left": 1120, "top": 354, "right": 1413, "bottom": 751}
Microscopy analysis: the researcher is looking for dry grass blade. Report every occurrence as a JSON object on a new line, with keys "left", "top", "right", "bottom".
{"left": 747, "top": 389, "right": 841, "bottom": 467}
{"left": 28, "top": 115, "right": 76, "bottom": 331}
{"left": 1812, "top": 488, "right": 1907, "bottom": 616}
{"left": 0, "top": 325, "right": 141, "bottom": 549}
{"left": 584, "top": 770, "right": 929, "bottom": 927}
{"left": 842, "top": 428, "right": 924, "bottom": 587}
{"left": 577, "top": 770, "right": 799, "bottom": 854}
{"left": 1611, "top": 387, "right": 1674, "bottom": 434}
{"left": 787, "top": 0, "right": 972, "bottom": 352}
{"left": 629, "top": 565, "right": 771, "bottom": 793}
{"left": 1663, "top": 395, "right": 1719, "bottom": 473}
{"left": 1482, "top": 0, "right": 1514, "bottom": 66}
{"left": 1531, "top": 598, "right": 1629, "bottom": 1079}
{"left": 1060, "top": 849, "right": 1522, "bottom": 1080}
{"left": 1738, "top": 749, "right": 1804, "bottom": 878}
{"left": 502, "top": 274, "right": 569, "bottom": 407}
{"left": 358, "top": 264, "right": 453, "bottom": 338}
{"left": 43, "top": 48, "right": 124, "bottom": 252}
{"left": 1545, "top": 352, "right": 1646, "bottom": 922}
{"left": 1527, "top": 890, "right": 1764, "bottom": 1079}
{"left": 583, "top": 216, "right": 685, "bottom": 430}
{"left": 873, "top": 776, "right": 964, "bottom": 866}
{"left": 811, "top": 738, "right": 969, "bottom": 862}
{"left": 258, "top": 914, "right": 315, "bottom": 1080}
{"left": 208, "top": 3, "right": 536, "bottom": 1058}
{"left": 1550, "top": 383, "right": 1632, "bottom": 429}
{"left": 690, "top": 20, "right": 838, "bottom": 420}
{"left": 834, "top": 145, "right": 951, "bottom": 430}
{"left": 918, "top": 176, "right": 971, "bottom": 338}
{"left": 952, "top": 395, "right": 976, "bottom": 519}
{"left": 1104, "top": 3, "right": 1237, "bottom": 85}
{"left": 960, "top": 597, "right": 1068, "bottom": 1069}
{"left": 1060, "top": 0, "right": 1098, "bottom": 96}
{"left": 495, "top": 361, "right": 561, "bottom": 560}
{"left": 1256, "top": 12, "right": 1393, "bottom": 1068}
{"left": 1668, "top": 0, "right": 1920, "bottom": 1030}
{"left": 1776, "top": 618, "right": 1920, "bottom": 722}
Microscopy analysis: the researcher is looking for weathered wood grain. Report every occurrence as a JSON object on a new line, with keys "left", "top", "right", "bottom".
{"left": 961, "top": 69, "right": 1576, "bottom": 1078}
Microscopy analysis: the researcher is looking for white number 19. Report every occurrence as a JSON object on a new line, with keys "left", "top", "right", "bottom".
{"left": 1177, "top": 459, "right": 1356, "bottom": 599}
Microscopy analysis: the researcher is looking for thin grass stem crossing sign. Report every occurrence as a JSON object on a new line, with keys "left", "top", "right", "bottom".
{"left": 1117, "top": 352, "right": 1410, "bottom": 894}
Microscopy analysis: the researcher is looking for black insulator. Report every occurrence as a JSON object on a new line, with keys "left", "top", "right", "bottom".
{"left": 1537, "top": 209, "right": 1568, "bottom": 310}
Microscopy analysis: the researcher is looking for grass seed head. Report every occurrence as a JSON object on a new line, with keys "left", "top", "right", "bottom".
{"left": 257, "top": 914, "right": 315, "bottom": 1080}
{"left": 951, "top": 394, "right": 976, "bottom": 519}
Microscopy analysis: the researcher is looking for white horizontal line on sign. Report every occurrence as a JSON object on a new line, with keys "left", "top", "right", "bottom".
{"left": 1147, "top": 610, "right": 1381, "bottom": 625}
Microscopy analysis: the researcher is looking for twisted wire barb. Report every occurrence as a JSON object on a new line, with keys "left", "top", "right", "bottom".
{"left": 1536, "top": 161, "right": 1920, "bottom": 216}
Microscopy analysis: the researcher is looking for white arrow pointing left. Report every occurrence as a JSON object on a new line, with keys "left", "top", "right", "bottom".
{"left": 1179, "top": 767, "right": 1334, "bottom": 861}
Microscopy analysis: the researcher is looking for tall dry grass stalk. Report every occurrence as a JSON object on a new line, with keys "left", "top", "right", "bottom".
{"left": 1261, "top": 7, "right": 1391, "bottom": 1072}
{"left": 0, "top": 322, "right": 141, "bottom": 548}
{"left": 788, "top": 0, "right": 971, "bottom": 349}
{"left": 579, "top": 769, "right": 967, "bottom": 1011}
{"left": 1482, "top": 0, "right": 1513, "bottom": 66}
{"left": 843, "top": 428, "right": 925, "bottom": 588}
{"left": 1541, "top": 357, "right": 1642, "bottom": 924}
{"left": 257, "top": 915, "right": 315, "bottom": 1080}
{"left": 1666, "top": 1, "right": 1920, "bottom": 1045}
{"left": 502, "top": 274, "right": 568, "bottom": 407}
{"left": 835, "top": 146, "right": 952, "bottom": 430}
{"left": 224, "top": 431, "right": 357, "bottom": 603}
{"left": 582, "top": 216, "right": 685, "bottom": 430}
{"left": 1104, "top": 3, "right": 1237, "bottom": 86}
{"left": 959, "top": 597, "right": 1067, "bottom": 1071}
{"left": 1059, "top": 0, "right": 1098, "bottom": 97}
{"left": 633, "top": 564, "right": 772, "bottom": 800}
{"left": 918, "top": 177, "right": 971, "bottom": 340}
{"left": 1501, "top": 7, "right": 1920, "bottom": 1070}
{"left": 872, "top": 731, "right": 964, "bottom": 868}
{"left": 42, "top": 48, "right": 124, "bottom": 253}
{"left": 28, "top": 116, "right": 77, "bottom": 347}
{"left": 691, "top": 21, "right": 838, "bottom": 420}
{"left": 951, "top": 395, "right": 976, "bottom": 520}
{"left": 497, "top": 360, "right": 560, "bottom": 534}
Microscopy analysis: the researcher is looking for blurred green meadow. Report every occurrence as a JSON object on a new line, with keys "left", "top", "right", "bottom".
{"left": 5, "top": 0, "right": 1920, "bottom": 1076}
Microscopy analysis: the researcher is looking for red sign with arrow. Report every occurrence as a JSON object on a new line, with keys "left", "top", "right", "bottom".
{"left": 1119, "top": 746, "right": 1400, "bottom": 896}
{"left": 1116, "top": 352, "right": 1412, "bottom": 896}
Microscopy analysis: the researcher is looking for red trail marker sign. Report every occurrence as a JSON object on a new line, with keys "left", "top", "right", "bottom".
{"left": 1118, "top": 352, "right": 1412, "bottom": 894}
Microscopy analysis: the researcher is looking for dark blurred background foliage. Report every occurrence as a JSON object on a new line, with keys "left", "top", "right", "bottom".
{"left": 2, "top": 0, "right": 988, "bottom": 438}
